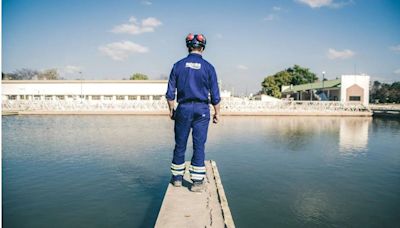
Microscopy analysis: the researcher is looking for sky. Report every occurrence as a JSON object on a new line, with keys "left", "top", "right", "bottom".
{"left": 2, "top": 0, "right": 400, "bottom": 95}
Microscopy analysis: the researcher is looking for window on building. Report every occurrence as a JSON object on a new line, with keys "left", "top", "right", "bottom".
{"left": 34, "top": 95, "right": 41, "bottom": 100}
{"left": 116, "top": 95, "right": 125, "bottom": 100}
{"left": 45, "top": 95, "right": 53, "bottom": 100}
{"left": 153, "top": 95, "right": 162, "bottom": 100}
{"left": 20, "top": 95, "right": 25, "bottom": 100}
{"left": 349, "top": 96, "right": 361, "bottom": 101}
{"left": 104, "top": 96, "right": 113, "bottom": 100}
{"left": 8, "top": 95, "right": 17, "bottom": 100}
{"left": 141, "top": 95, "right": 149, "bottom": 100}
{"left": 56, "top": 95, "right": 65, "bottom": 100}
{"left": 128, "top": 95, "right": 137, "bottom": 100}
{"left": 92, "top": 95, "right": 101, "bottom": 100}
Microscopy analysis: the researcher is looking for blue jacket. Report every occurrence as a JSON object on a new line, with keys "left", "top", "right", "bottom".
{"left": 166, "top": 53, "right": 221, "bottom": 105}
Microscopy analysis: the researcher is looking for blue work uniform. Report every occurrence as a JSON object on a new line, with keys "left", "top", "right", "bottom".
{"left": 166, "top": 53, "right": 220, "bottom": 182}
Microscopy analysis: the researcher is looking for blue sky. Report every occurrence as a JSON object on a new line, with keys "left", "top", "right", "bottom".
{"left": 2, "top": 0, "right": 400, "bottom": 94}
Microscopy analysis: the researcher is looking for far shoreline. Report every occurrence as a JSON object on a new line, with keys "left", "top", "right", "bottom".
{"left": 2, "top": 110, "right": 373, "bottom": 117}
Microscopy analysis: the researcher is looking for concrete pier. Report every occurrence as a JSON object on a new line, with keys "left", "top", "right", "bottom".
{"left": 1, "top": 111, "right": 19, "bottom": 116}
{"left": 155, "top": 160, "right": 235, "bottom": 228}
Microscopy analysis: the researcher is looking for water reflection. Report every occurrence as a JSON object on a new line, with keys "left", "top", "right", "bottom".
{"left": 272, "top": 117, "right": 340, "bottom": 151}
{"left": 292, "top": 190, "right": 330, "bottom": 225}
{"left": 339, "top": 118, "right": 371, "bottom": 153}
{"left": 2, "top": 115, "right": 399, "bottom": 228}
{"left": 252, "top": 117, "right": 371, "bottom": 153}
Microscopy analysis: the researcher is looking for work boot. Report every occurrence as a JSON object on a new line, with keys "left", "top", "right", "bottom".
{"left": 172, "top": 180, "right": 182, "bottom": 187}
{"left": 171, "top": 176, "right": 182, "bottom": 187}
{"left": 190, "top": 181, "right": 204, "bottom": 192}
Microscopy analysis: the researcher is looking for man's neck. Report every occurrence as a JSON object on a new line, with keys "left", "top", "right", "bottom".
{"left": 190, "top": 50, "right": 203, "bottom": 55}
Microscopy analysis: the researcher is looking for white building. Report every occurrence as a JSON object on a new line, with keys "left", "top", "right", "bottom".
{"left": 2, "top": 80, "right": 168, "bottom": 101}
{"left": 1, "top": 80, "right": 231, "bottom": 101}
{"left": 281, "top": 75, "right": 370, "bottom": 106}
{"left": 340, "top": 75, "right": 370, "bottom": 106}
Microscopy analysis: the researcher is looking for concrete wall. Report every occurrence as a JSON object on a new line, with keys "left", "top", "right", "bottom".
{"left": 2, "top": 80, "right": 168, "bottom": 97}
{"left": 340, "top": 75, "right": 370, "bottom": 106}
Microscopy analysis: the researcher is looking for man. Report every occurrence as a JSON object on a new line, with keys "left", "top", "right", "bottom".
{"left": 166, "top": 33, "right": 221, "bottom": 192}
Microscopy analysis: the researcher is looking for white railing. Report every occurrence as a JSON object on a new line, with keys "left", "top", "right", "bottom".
{"left": 2, "top": 99, "right": 370, "bottom": 113}
{"left": 369, "top": 104, "right": 400, "bottom": 111}
{"left": 2, "top": 100, "right": 169, "bottom": 112}
{"left": 221, "top": 100, "right": 369, "bottom": 112}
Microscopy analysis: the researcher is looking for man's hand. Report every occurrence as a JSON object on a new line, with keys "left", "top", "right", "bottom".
{"left": 169, "top": 109, "right": 175, "bottom": 120}
{"left": 167, "top": 100, "right": 175, "bottom": 120}
{"left": 212, "top": 103, "right": 220, "bottom": 124}
{"left": 213, "top": 114, "right": 219, "bottom": 124}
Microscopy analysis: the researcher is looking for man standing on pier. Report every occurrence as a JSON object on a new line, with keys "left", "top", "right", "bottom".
{"left": 166, "top": 33, "right": 221, "bottom": 192}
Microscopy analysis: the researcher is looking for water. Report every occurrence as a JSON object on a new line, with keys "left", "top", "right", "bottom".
{"left": 2, "top": 115, "right": 400, "bottom": 228}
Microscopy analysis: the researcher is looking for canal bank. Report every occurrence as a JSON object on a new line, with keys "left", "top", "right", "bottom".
{"left": 3, "top": 110, "right": 373, "bottom": 116}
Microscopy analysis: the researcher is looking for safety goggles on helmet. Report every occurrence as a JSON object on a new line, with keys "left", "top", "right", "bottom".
{"left": 186, "top": 33, "right": 206, "bottom": 49}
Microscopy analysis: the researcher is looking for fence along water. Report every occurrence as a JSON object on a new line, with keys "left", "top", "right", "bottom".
{"left": 2, "top": 99, "right": 371, "bottom": 116}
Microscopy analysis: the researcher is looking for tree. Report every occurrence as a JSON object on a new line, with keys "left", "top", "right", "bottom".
{"left": 389, "top": 82, "right": 400, "bottom": 103}
{"left": 2, "top": 72, "right": 14, "bottom": 80}
{"left": 261, "top": 65, "right": 318, "bottom": 98}
{"left": 38, "top": 69, "right": 59, "bottom": 80}
{"left": 287, "top": 65, "right": 318, "bottom": 84}
{"left": 370, "top": 81, "right": 400, "bottom": 103}
{"left": 2, "top": 68, "right": 63, "bottom": 80}
{"left": 6, "top": 68, "right": 39, "bottom": 80}
{"left": 261, "top": 71, "right": 291, "bottom": 98}
{"left": 130, "top": 73, "right": 149, "bottom": 80}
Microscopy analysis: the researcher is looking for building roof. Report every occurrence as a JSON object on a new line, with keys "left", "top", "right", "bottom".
{"left": 1, "top": 80, "right": 168, "bottom": 84}
{"left": 282, "top": 79, "right": 341, "bottom": 93}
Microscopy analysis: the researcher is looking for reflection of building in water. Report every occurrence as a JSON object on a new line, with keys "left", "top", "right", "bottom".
{"left": 339, "top": 118, "right": 371, "bottom": 152}
{"left": 255, "top": 117, "right": 371, "bottom": 153}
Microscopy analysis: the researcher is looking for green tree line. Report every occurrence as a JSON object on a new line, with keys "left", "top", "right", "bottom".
{"left": 370, "top": 81, "right": 400, "bottom": 103}
{"left": 261, "top": 65, "right": 318, "bottom": 98}
{"left": 129, "top": 73, "right": 148, "bottom": 80}
{"left": 2, "top": 69, "right": 151, "bottom": 81}
{"left": 2, "top": 68, "right": 61, "bottom": 80}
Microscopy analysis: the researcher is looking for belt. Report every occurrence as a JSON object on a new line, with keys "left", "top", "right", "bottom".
{"left": 180, "top": 99, "right": 209, "bottom": 104}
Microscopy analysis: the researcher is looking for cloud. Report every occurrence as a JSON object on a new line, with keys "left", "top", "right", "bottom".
{"left": 272, "top": 6, "right": 281, "bottom": 11}
{"left": 141, "top": 0, "right": 152, "bottom": 5}
{"left": 296, "top": 0, "right": 333, "bottom": 8}
{"left": 390, "top": 44, "right": 400, "bottom": 53}
{"left": 141, "top": 17, "right": 162, "bottom": 27}
{"left": 264, "top": 14, "right": 276, "bottom": 21}
{"left": 327, "top": 48, "right": 355, "bottom": 59}
{"left": 394, "top": 69, "right": 400, "bottom": 74}
{"left": 111, "top": 17, "right": 162, "bottom": 35}
{"left": 237, "top": 64, "right": 248, "bottom": 70}
{"left": 64, "top": 65, "right": 82, "bottom": 74}
{"left": 98, "top": 41, "right": 148, "bottom": 61}
{"left": 264, "top": 6, "right": 284, "bottom": 21}
{"left": 295, "top": 0, "right": 352, "bottom": 8}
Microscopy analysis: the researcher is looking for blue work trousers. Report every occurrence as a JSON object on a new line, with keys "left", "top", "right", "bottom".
{"left": 171, "top": 102, "right": 210, "bottom": 182}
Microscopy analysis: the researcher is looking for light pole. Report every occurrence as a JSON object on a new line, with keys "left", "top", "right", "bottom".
{"left": 79, "top": 71, "right": 83, "bottom": 102}
{"left": 322, "top": 71, "right": 326, "bottom": 100}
